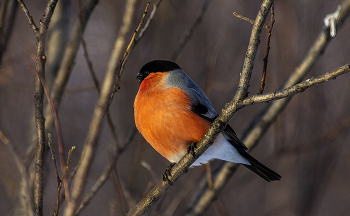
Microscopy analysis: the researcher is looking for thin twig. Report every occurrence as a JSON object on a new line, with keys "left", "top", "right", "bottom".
{"left": 186, "top": 1, "right": 350, "bottom": 213}
{"left": 47, "top": 133, "right": 62, "bottom": 216}
{"left": 48, "top": 133, "right": 61, "bottom": 184}
{"left": 54, "top": 146, "right": 75, "bottom": 216}
{"left": 28, "top": 64, "right": 70, "bottom": 202}
{"left": 171, "top": 0, "right": 210, "bottom": 61}
{"left": 18, "top": 1, "right": 59, "bottom": 216}
{"left": 258, "top": 4, "right": 275, "bottom": 94}
{"left": 43, "top": 0, "right": 99, "bottom": 137}
{"left": 82, "top": 38, "right": 120, "bottom": 149}
{"left": 126, "top": 1, "right": 274, "bottom": 215}
{"left": 233, "top": 12, "right": 269, "bottom": 29}
{"left": 109, "top": 2, "right": 151, "bottom": 108}
{"left": 0, "top": 130, "right": 34, "bottom": 216}
{"left": 243, "top": 64, "right": 350, "bottom": 106}
{"left": 16, "top": 0, "right": 39, "bottom": 35}
{"left": 135, "top": 0, "right": 163, "bottom": 44}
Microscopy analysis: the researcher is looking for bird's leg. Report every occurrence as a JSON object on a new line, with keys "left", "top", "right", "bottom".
{"left": 187, "top": 142, "right": 197, "bottom": 158}
{"left": 162, "top": 162, "right": 176, "bottom": 185}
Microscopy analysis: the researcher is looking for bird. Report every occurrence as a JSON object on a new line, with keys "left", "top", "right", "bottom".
{"left": 134, "top": 60, "right": 281, "bottom": 182}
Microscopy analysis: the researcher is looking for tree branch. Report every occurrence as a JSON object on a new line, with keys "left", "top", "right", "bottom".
{"left": 16, "top": 0, "right": 38, "bottom": 35}
{"left": 126, "top": 1, "right": 275, "bottom": 215}
{"left": 244, "top": 64, "right": 350, "bottom": 106}
{"left": 62, "top": 1, "right": 141, "bottom": 215}
{"left": 185, "top": 1, "right": 350, "bottom": 214}
{"left": 17, "top": 1, "right": 59, "bottom": 215}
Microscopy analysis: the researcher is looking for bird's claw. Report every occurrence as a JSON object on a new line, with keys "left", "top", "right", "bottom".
{"left": 187, "top": 142, "right": 197, "bottom": 158}
{"left": 162, "top": 162, "right": 176, "bottom": 185}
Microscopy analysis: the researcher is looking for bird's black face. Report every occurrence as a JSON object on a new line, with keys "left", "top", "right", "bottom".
{"left": 137, "top": 60, "right": 181, "bottom": 83}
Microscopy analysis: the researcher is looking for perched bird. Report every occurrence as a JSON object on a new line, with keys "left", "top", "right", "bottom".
{"left": 134, "top": 60, "right": 281, "bottom": 182}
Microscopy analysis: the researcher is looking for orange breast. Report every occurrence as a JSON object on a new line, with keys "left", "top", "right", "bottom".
{"left": 134, "top": 72, "right": 210, "bottom": 161}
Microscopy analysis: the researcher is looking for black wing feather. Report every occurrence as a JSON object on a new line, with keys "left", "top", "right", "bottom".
{"left": 190, "top": 103, "right": 248, "bottom": 150}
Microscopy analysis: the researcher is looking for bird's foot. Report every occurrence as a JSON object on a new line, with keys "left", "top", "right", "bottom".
{"left": 162, "top": 162, "right": 176, "bottom": 185}
{"left": 187, "top": 142, "right": 197, "bottom": 158}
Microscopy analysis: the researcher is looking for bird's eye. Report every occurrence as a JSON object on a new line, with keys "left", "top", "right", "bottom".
{"left": 145, "top": 71, "right": 150, "bottom": 76}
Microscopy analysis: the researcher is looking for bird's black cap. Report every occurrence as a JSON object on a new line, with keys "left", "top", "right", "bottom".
{"left": 137, "top": 60, "right": 181, "bottom": 82}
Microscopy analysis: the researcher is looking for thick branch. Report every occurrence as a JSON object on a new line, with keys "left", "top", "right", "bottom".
{"left": 18, "top": 1, "right": 59, "bottom": 216}
{"left": 186, "top": 1, "right": 350, "bottom": 214}
{"left": 126, "top": 1, "right": 274, "bottom": 215}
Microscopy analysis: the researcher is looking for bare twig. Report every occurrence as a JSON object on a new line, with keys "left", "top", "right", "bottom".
{"left": 233, "top": 12, "right": 270, "bottom": 29}
{"left": 135, "top": 0, "right": 162, "bottom": 44}
{"left": 126, "top": 1, "right": 274, "bottom": 215}
{"left": 48, "top": 133, "right": 62, "bottom": 216}
{"left": 48, "top": 134, "right": 61, "bottom": 184}
{"left": 44, "top": 0, "right": 99, "bottom": 136}
{"left": 186, "top": 1, "right": 350, "bottom": 213}
{"left": 63, "top": 3, "right": 141, "bottom": 214}
{"left": 108, "top": 2, "right": 151, "bottom": 108}
{"left": 258, "top": 4, "right": 275, "bottom": 94}
{"left": 16, "top": 0, "right": 38, "bottom": 35}
{"left": 171, "top": 0, "right": 210, "bottom": 61}
{"left": 54, "top": 146, "right": 75, "bottom": 216}
{"left": 82, "top": 38, "right": 120, "bottom": 149}
{"left": 18, "top": 1, "right": 59, "bottom": 215}
{"left": 0, "top": 130, "right": 34, "bottom": 216}
{"left": 243, "top": 64, "right": 350, "bottom": 106}
{"left": 29, "top": 63, "right": 70, "bottom": 202}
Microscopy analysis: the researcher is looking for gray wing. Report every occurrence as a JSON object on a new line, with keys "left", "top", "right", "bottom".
{"left": 165, "top": 69, "right": 248, "bottom": 150}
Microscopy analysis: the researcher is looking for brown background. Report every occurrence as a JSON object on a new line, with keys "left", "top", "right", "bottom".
{"left": 1, "top": 0, "right": 350, "bottom": 215}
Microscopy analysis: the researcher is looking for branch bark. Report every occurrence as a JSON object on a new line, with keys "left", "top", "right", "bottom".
{"left": 63, "top": 1, "right": 140, "bottom": 215}
{"left": 126, "top": 0, "right": 275, "bottom": 215}
{"left": 185, "top": 1, "right": 350, "bottom": 214}
{"left": 17, "top": 0, "right": 59, "bottom": 215}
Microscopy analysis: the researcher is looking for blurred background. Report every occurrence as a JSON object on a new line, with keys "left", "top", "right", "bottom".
{"left": 0, "top": 0, "right": 350, "bottom": 215}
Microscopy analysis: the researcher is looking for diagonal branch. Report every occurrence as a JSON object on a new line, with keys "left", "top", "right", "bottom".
{"left": 185, "top": 1, "right": 350, "bottom": 214}
{"left": 244, "top": 64, "right": 350, "bottom": 106}
{"left": 16, "top": 0, "right": 38, "bottom": 35}
{"left": 126, "top": 1, "right": 275, "bottom": 215}
{"left": 63, "top": 1, "right": 145, "bottom": 215}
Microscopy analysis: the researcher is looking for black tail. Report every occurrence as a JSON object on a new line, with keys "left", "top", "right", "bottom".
{"left": 241, "top": 151, "right": 281, "bottom": 182}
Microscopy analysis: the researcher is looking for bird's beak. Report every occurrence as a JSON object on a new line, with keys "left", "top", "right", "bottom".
{"left": 136, "top": 72, "right": 143, "bottom": 83}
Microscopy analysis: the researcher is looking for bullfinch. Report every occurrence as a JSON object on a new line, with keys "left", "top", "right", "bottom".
{"left": 134, "top": 60, "right": 281, "bottom": 182}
